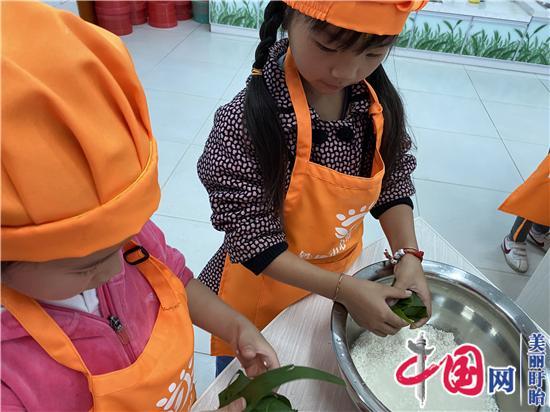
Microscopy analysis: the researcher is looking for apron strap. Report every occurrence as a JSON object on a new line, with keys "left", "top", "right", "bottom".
{"left": 1, "top": 285, "right": 92, "bottom": 378}
{"left": 123, "top": 241, "right": 181, "bottom": 310}
{"left": 364, "top": 81, "right": 384, "bottom": 152}
{"left": 284, "top": 49, "right": 312, "bottom": 176}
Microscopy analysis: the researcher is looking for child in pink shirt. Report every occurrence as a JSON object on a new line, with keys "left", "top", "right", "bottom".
{"left": 1, "top": 2, "right": 278, "bottom": 411}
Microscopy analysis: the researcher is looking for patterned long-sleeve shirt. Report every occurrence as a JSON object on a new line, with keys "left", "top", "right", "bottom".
{"left": 197, "top": 39, "right": 416, "bottom": 293}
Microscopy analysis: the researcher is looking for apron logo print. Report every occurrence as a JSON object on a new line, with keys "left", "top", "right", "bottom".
{"left": 156, "top": 357, "right": 195, "bottom": 412}
{"left": 335, "top": 203, "right": 373, "bottom": 239}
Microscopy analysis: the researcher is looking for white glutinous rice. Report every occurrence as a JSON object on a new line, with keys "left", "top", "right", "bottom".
{"left": 350, "top": 325, "right": 500, "bottom": 411}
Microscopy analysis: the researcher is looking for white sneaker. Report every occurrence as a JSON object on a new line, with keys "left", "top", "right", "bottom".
{"left": 501, "top": 235, "right": 529, "bottom": 273}
{"left": 527, "top": 227, "right": 550, "bottom": 252}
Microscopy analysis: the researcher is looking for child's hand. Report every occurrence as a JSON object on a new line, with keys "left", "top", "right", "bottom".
{"left": 339, "top": 276, "right": 410, "bottom": 336}
{"left": 392, "top": 254, "right": 432, "bottom": 329}
{"left": 210, "top": 398, "right": 246, "bottom": 412}
{"left": 231, "top": 319, "right": 280, "bottom": 378}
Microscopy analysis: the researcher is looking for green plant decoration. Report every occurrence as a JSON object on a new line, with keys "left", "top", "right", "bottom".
{"left": 210, "top": 0, "right": 258, "bottom": 29}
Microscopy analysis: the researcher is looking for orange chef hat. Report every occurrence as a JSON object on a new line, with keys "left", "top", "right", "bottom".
{"left": 283, "top": 0, "right": 428, "bottom": 35}
{"left": 1, "top": 2, "right": 160, "bottom": 262}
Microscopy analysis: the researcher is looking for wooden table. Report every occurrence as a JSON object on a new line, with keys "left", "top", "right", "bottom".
{"left": 192, "top": 218, "right": 492, "bottom": 411}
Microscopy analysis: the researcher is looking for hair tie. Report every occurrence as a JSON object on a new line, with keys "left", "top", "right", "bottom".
{"left": 251, "top": 68, "right": 263, "bottom": 76}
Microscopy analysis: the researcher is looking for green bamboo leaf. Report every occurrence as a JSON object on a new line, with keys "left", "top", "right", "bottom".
{"left": 255, "top": 394, "right": 295, "bottom": 411}
{"left": 392, "top": 307, "right": 414, "bottom": 324}
{"left": 220, "top": 371, "right": 253, "bottom": 406}
{"left": 219, "top": 366, "right": 345, "bottom": 412}
{"left": 391, "top": 292, "right": 427, "bottom": 324}
{"left": 443, "top": 20, "right": 453, "bottom": 32}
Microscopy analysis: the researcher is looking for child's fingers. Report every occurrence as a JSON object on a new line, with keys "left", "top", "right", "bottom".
{"left": 384, "top": 285, "right": 412, "bottom": 300}
{"left": 385, "top": 309, "right": 410, "bottom": 329}
{"left": 262, "top": 349, "right": 280, "bottom": 370}
{"left": 382, "top": 322, "right": 401, "bottom": 335}
{"left": 237, "top": 344, "right": 256, "bottom": 360}
{"left": 386, "top": 297, "right": 398, "bottom": 307}
{"left": 411, "top": 317, "right": 429, "bottom": 329}
{"left": 383, "top": 297, "right": 410, "bottom": 329}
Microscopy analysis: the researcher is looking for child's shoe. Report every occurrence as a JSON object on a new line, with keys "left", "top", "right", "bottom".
{"left": 527, "top": 227, "right": 550, "bottom": 252}
{"left": 501, "top": 235, "right": 529, "bottom": 273}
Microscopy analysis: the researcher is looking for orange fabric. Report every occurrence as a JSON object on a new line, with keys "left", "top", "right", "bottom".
{"left": 1, "top": 242, "right": 196, "bottom": 411}
{"left": 1, "top": 1, "right": 160, "bottom": 262}
{"left": 499, "top": 155, "right": 550, "bottom": 227}
{"left": 212, "top": 50, "right": 386, "bottom": 356}
{"left": 283, "top": 0, "right": 428, "bottom": 35}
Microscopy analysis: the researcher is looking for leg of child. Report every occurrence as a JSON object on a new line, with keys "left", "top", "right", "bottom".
{"left": 528, "top": 223, "right": 550, "bottom": 251}
{"left": 502, "top": 216, "right": 532, "bottom": 273}
{"left": 510, "top": 216, "right": 532, "bottom": 242}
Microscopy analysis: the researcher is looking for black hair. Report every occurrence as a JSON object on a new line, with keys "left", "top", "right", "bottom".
{"left": 245, "top": 1, "right": 410, "bottom": 213}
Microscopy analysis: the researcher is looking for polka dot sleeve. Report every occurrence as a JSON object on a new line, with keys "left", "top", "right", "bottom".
{"left": 197, "top": 93, "right": 288, "bottom": 265}
{"left": 374, "top": 134, "right": 417, "bottom": 209}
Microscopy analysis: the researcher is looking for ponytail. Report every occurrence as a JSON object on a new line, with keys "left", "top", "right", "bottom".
{"left": 367, "top": 65, "right": 409, "bottom": 181}
{"left": 244, "top": 1, "right": 288, "bottom": 213}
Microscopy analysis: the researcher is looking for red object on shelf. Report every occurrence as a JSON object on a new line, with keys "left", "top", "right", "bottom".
{"left": 148, "top": 1, "right": 177, "bottom": 28}
{"left": 94, "top": 1, "right": 132, "bottom": 36}
{"left": 129, "top": 1, "right": 147, "bottom": 25}
{"left": 175, "top": 1, "right": 192, "bottom": 20}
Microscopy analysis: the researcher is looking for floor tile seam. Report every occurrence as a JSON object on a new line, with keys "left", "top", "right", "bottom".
{"left": 463, "top": 69, "right": 525, "bottom": 182}
{"left": 414, "top": 177, "right": 512, "bottom": 195}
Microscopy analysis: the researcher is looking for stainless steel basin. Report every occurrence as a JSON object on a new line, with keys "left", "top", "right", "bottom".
{"left": 331, "top": 260, "right": 550, "bottom": 411}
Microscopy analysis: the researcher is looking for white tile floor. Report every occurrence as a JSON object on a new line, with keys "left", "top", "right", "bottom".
{"left": 43, "top": 7, "right": 550, "bottom": 394}
{"left": 113, "top": 21, "right": 550, "bottom": 396}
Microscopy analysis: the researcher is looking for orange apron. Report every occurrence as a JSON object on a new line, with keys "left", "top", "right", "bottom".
{"left": 212, "top": 50, "right": 386, "bottom": 356}
{"left": 499, "top": 154, "right": 550, "bottom": 227}
{"left": 1, "top": 243, "right": 196, "bottom": 412}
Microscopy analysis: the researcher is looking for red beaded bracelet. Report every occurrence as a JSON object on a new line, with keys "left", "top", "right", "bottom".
{"left": 384, "top": 247, "right": 424, "bottom": 264}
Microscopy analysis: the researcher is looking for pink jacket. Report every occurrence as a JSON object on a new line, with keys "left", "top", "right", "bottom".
{"left": 1, "top": 220, "right": 194, "bottom": 411}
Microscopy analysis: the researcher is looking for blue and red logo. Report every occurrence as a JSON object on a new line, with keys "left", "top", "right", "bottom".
{"left": 394, "top": 331, "right": 547, "bottom": 408}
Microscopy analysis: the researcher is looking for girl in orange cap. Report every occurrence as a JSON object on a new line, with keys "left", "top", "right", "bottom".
{"left": 197, "top": 1, "right": 432, "bottom": 374}
{"left": 1, "top": 2, "right": 278, "bottom": 411}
